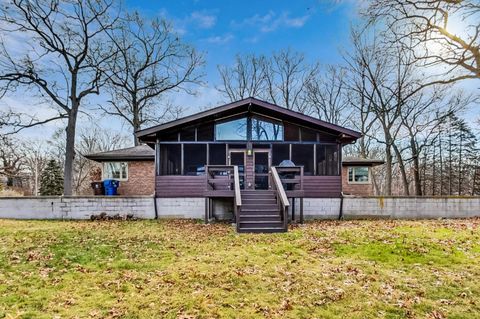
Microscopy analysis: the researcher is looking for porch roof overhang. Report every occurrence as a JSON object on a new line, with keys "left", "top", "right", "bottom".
{"left": 136, "top": 97, "right": 361, "bottom": 143}
{"left": 85, "top": 145, "right": 155, "bottom": 162}
{"left": 342, "top": 157, "right": 385, "bottom": 167}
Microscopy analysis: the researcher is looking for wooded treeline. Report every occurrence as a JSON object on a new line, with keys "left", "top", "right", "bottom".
{"left": 0, "top": 0, "right": 478, "bottom": 196}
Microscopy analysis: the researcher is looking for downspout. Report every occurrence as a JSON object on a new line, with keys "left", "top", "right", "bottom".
{"left": 153, "top": 191, "right": 158, "bottom": 219}
{"left": 338, "top": 192, "right": 344, "bottom": 220}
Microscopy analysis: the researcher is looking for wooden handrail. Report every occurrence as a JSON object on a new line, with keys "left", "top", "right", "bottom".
{"left": 233, "top": 165, "right": 242, "bottom": 231}
{"left": 271, "top": 166, "right": 289, "bottom": 231}
{"left": 233, "top": 166, "right": 242, "bottom": 207}
{"left": 271, "top": 167, "right": 290, "bottom": 208}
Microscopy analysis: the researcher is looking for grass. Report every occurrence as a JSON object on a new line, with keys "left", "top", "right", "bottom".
{"left": 0, "top": 219, "right": 479, "bottom": 318}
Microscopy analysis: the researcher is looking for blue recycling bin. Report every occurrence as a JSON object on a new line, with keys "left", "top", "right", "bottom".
{"left": 103, "top": 179, "right": 120, "bottom": 196}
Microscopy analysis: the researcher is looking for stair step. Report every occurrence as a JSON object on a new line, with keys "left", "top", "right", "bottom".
{"left": 240, "top": 215, "right": 281, "bottom": 221}
{"left": 241, "top": 208, "right": 279, "bottom": 213}
{"left": 238, "top": 227, "right": 286, "bottom": 233}
{"left": 242, "top": 198, "right": 278, "bottom": 206}
{"left": 239, "top": 221, "right": 283, "bottom": 228}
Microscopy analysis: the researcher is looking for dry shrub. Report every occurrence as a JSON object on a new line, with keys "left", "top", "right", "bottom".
{"left": 0, "top": 188, "right": 24, "bottom": 197}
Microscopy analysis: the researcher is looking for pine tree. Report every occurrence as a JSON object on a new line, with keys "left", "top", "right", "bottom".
{"left": 40, "top": 160, "right": 64, "bottom": 196}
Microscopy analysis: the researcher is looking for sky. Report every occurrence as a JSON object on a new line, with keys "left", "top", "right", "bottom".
{"left": 1, "top": 0, "right": 478, "bottom": 143}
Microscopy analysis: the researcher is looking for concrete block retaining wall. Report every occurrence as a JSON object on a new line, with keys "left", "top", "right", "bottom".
{"left": 0, "top": 196, "right": 155, "bottom": 219}
{"left": 0, "top": 196, "right": 479, "bottom": 220}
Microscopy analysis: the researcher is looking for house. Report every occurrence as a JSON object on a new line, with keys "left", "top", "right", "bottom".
{"left": 87, "top": 97, "right": 382, "bottom": 232}
{"left": 85, "top": 145, "right": 155, "bottom": 196}
{"left": 341, "top": 157, "right": 385, "bottom": 196}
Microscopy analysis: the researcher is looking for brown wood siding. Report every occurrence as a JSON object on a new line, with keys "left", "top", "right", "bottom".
{"left": 156, "top": 175, "right": 205, "bottom": 197}
{"left": 245, "top": 155, "right": 254, "bottom": 189}
{"left": 303, "top": 176, "right": 341, "bottom": 197}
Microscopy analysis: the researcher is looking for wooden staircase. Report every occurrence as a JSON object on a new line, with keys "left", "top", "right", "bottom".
{"left": 237, "top": 190, "right": 286, "bottom": 233}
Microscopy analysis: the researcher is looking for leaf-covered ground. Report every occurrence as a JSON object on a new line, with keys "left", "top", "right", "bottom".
{"left": 0, "top": 219, "right": 479, "bottom": 319}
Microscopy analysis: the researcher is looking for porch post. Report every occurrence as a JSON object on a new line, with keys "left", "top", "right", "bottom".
{"left": 205, "top": 197, "right": 209, "bottom": 224}
{"left": 292, "top": 197, "right": 295, "bottom": 223}
{"left": 300, "top": 197, "right": 304, "bottom": 224}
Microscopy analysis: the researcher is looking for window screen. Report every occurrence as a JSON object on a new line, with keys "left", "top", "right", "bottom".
{"left": 272, "top": 144, "right": 290, "bottom": 166}
{"left": 316, "top": 144, "right": 339, "bottom": 176}
{"left": 291, "top": 144, "right": 314, "bottom": 175}
{"left": 184, "top": 144, "right": 207, "bottom": 175}
{"left": 209, "top": 144, "right": 226, "bottom": 165}
{"left": 160, "top": 144, "right": 181, "bottom": 175}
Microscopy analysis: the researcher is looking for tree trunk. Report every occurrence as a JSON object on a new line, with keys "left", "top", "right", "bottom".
{"left": 392, "top": 143, "right": 409, "bottom": 195}
{"left": 412, "top": 154, "right": 422, "bottom": 195}
{"left": 133, "top": 121, "right": 140, "bottom": 146}
{"left": 432, "top": 145, "right": 436, "bottom": 196}
{"left": 132, "top": 95, "right": 140, "bottom": 146}
{"left": 439, "top": 136, "right": 443, "bottom": 195}
{"left": 448, "top": 131, "right": 452, "bottom": 195}
{"left": 385, "top": 145, "right": 393, "bottom": 195}
{"left": 458, "top": 136, "right": 463, "bottom": 195}
{"left": 64, "top": 106, "right": 78, "bottom": 196}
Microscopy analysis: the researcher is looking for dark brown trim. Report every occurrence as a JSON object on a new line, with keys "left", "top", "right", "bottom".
{"left": 136, "top": 97, "right": 361, "bottom": 139}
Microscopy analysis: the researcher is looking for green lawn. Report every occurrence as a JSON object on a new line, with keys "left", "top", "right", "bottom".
{"left": 0, "top": 219, "right": 479, "bottom": 319}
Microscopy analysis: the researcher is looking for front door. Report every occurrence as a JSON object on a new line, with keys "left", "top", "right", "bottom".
{"left": 254, "top": 151, "right": 270, "bottom": 190}
{"left": 229, "top": 151, "right": 245, "bottom": 189}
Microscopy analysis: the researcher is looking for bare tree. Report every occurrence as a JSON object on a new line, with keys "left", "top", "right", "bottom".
{"left": 366, "top": 0, "right": 480, "bottom": 84}
{"left": 48, "top": 126, "right": 129, "bottom": 194}
{"left": 217, "top": 54, "right": 268, "bottom": 102}
{"left": 0, "top": 0, "right": 117, "bottom": 195}
{"left": 0, "top": 136, "right": 24, "bottom": 187}
{"left": 265, "top": 49, "right": 319, "bottom": 113}
{"left": 216, "top": 49, "right": 318, "bottom": 113}
{"left": 101, "top": 12, "right": 204, "bottom": 145}
{"left": 306, "top": 65, "right": 352, "bottom": 125}
{"left": 22, "top": 140, "right": 49, "bottom": 196}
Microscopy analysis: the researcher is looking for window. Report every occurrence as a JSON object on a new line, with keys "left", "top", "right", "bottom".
{"left": 291, "top": 144, "right": 314, "bottom": 175}
{"left": 209, "top": 144, "right": 226, "bottom": 165}
{"left": 184, "top": 144, "right": 207, "bottom": 175}
{"left": 180, "top": 127, "right": 195, "bottom": 141}
{"left": 160, "top": 131, "right": 179, "bottom": 141}
{"left": 103, "top": 162, "right": 128, "bottom": 180}
{"left": 197, "top": 123, "right": 214, "bottom": 141}
{"left": 348, "top": 167, "right": 370, "bottom": 183}
{"left": 216, "top": 117, "right": 248, "bottom": 141}
{"left": 284, "top": 122, "right": 299, "bottom": 141}
{"left": 301, "top": 127, "right": 317, "bottom": 142}
{"left": 316, "top": 144, "right": 339, "bottom": 176}
{"left": 160, "top": 144, "right": 181, "bottom": 175}
{"left": 251, "top": 117, "right": 283, "bottom": 141}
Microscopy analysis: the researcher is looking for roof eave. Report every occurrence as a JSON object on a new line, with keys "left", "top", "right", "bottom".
{"left": 136, "top": 97, "right": 362, "bottom": 140}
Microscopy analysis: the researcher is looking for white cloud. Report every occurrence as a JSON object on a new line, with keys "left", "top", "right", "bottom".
{"left": 157, "top": 9, "right": 217, "bottom": 35}
{"left": 190, "top": 11, "right": 217, "bottom": 29}
{"left": 233, "top": 11, "right": 310, "bottom": 33}
{"left": 204, "top": 33, "right": 234, "bottom": 44}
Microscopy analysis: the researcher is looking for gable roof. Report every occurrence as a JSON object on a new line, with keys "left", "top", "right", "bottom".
{"left": 136, "top": 97, "right": 361, "bottom": 141}
{"left": 85, "top": 145, "right": 154, "bottom": 162}
{"left": 342, "top": 157, "right": 385, "bottom": 166}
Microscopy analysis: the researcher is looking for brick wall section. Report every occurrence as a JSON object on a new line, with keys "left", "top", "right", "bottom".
{"left": 117, "top": 161, "right": 155, "bottom": 196}
{"left": 341, "top": 166, "right": 374, "bottom": 196}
